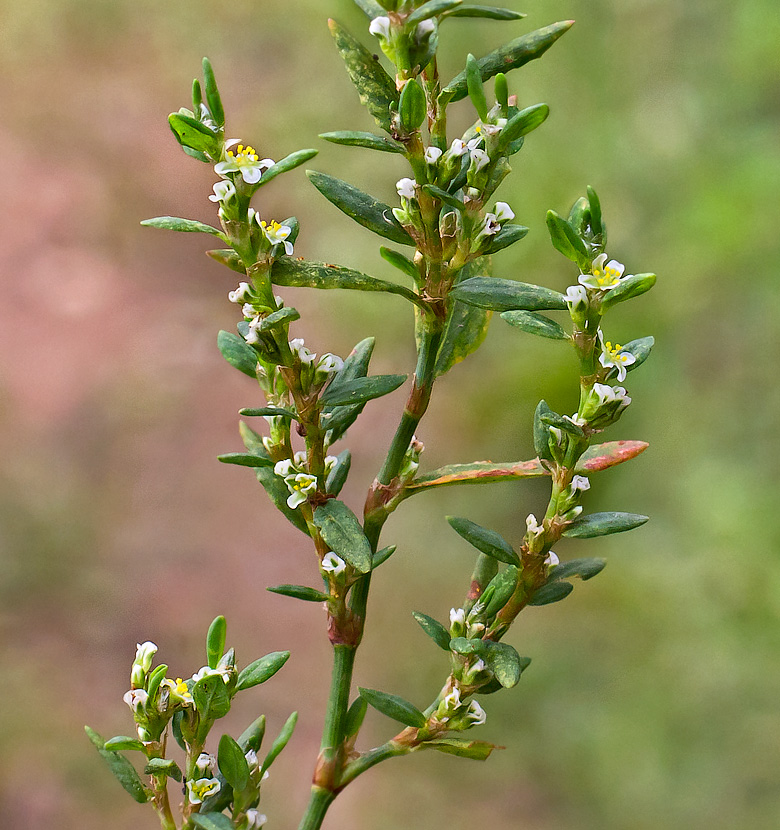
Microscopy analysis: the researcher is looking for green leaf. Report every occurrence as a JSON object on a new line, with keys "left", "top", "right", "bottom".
{"left": 539, "top": 408, "right": 585, "bottom": 437}
{"left": 201, "top": 57, "right": 225, "bottom": 127}
{"left": 466, "top": 53, "right": 488, "bottom": 121}
{"left": 320, "top": 130, "right": 404, "bottom": 153}
{"left": 168, "top": 112, "right": 220, "bottom": 155}
{"left": 407, "top": 0, "right": 462, "bottom": 25}
{"left": 321, "top": 337, "right": 375, "bottom": 442}
{"left": 412, "top": 611, "right": 452, "bottom": 650}
{"left": 601, "top": 273, "right": 657, "bottom": 310}
{"left": 620, "top": 335, "right": 655, "bottom": 372}
{"left": 568, "top": 196, "right": 591, "bottom": 236}
{"left": 549, "top": 558, "right": 606, "bottom": 582}
{"left": 207, "top": 615, "right": 227, "bottom": 670}
{"left": 482, "top": 641, "right": 526, "bottom": 688}
{"left": 359, "top": 687, "right": 427, "bottom": 728}
{"left": 217, "top": 331, "right": 258, "bottom": 379}
{"left": 207, "top": 248, "right": 245, "bottom": 274}
{"left": 424, "top": 738, "right": 499, "bottom": 760}
{"left": 422, "top": 183, "right": 467, "bottom": 211}
{"left": 482, "top": 566, "right": 519, "bottom": 618}
{"left": 498, "top": 103, "right": 550, "bottom": 149}
{"left": 236, "top": 651, "right": 291, "bottom": 691}
{"left": 533, "top": 399, "right": 554, "bottom": 460}
{"left": 307, "top": 171, "right": 415, "bottom": 246}
{"left": 546, "top": 210, "right": 590, "bottom": 268}
{"left": 191, "top": 814, "right": 236, "bottom": 830}
{"left": 435, "top": 299, "right": 492, "bottom": 376}
{"left": 193, "top": 674, "right": 231, "bottom": 720}
{"left": 326, "top": 449, "right": 352, "bottom": 496}
{"left": 218, "top": 734, "right": 250, "bottom": 793}
{"left": 494, "top": 73, "right": 509, "bottom": 108}
{"left": 450, "top": 277, "right": 567, "bottom": 312}
{"left": 528, "top": 580, "right": 573, "bottom": 606}
{"left": 271, "top": 257, "right": 422, "bottom": 306}
{"left": 328, "top": 19, "right": 400, "bottom": 132}
{"left": 405, "top": 458, "right": 547, "bottom": 493}
{"left": 141, "top": 216, "right": 225, "bottom": 238}
{"left": 501, "top": 310, "right": 567, "bottom": 340}
{"left": 444, "top": 21, "right": 573, "bottom": 101}
{"left": 256, "top": 307, "right": 300, "bottom": 332}
{"left": 267, "top": 584, "right": 331, "bottom": 603}
{"left": 313, "top": 500, "right": 373, "bottom": 573}
{"left": 256, "top": 149, "right": 318, "bottom": 188}
{"left": 483, "top": 224, "right": 530, "bottom": 254}
{"left": 217, "top": 453, "right": 275, "bottom": 468}
{"left": 345, "top": 696, "right": 369, "bottom": 738}
{"left": 449, "top": 636, "right": 486, "bottom": 656}
{"left": 444, "top": 5, "right": 524, "bottom": 20}
{"left": 104, "top": 736, "right": 145, "bottom": 752}
{"left": 239, "top": 406, "right": 297, "bottom": 420}
{"left": 146, "top": 664, "right": 168, "bottom": 703}
{"left": 399, "top": 78, "right": 427, "bottom": 131}
{"left": 261, "top": 711, "right": 298, "bottom": 773}
{"left": 319, "top": 374, "right": 407, "bottom": 407}
{"left": 564, "top": 512, "right": 649, "bottom": 539}
{"left": 587, "top": 185, "right": 603, "bottom": 236}
{"left": 380, "top": 246, "right": 419, "bottom": 280}
{"left": 239, "top": 715, "right": 267, "bottom": 753}
{"left": 575, "top": 440, "right": 649, "bottom": 473}
{"left": 172, "top": 711, "right": 186, "bottom": 751}
{"left": 372, "top": 544, "right": 397, "bottom": 568}
{"left": 85, "top": 726, "right": 149, "bottom": 804}
{"left": 353, "top": 0, "right": 385, "bottom": 17}
{"left": 144, "top": 758, "right": 183, "bottom": 782}
{"left": 447, "top": 516, "right": 519, "bottom": 566}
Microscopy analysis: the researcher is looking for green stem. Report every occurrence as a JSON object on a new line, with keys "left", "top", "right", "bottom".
{"left": 298, "top": 788, "right": 336, "bottom": 830}
{"left": 339, "top": 741, "right": 410, "bottom": 788}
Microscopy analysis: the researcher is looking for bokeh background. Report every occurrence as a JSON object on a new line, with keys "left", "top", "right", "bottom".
{"left": 2, "top": 0, "right": 779, "bottom": 828}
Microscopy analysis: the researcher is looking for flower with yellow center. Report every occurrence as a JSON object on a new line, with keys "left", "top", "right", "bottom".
{"left": 186, "top": 777, "right": 221, "bottom": 805}
{"left": 259, "top": 219, "right": 294, "bottom": 255}
{"left": 598, "top": 332, "right": 636, "bottom": 382}
{"left": 161, "top": 677, "right": 194, "bottom": 707}
{"left": 214, "top": 140, "right": 274, "bottom": 185}
{"left": 579, "top": 253, "right": 631, "bottom": 291}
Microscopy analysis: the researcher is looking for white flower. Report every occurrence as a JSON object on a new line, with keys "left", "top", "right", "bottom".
{"left": 469, "top": 148, "right": 490, "bottom": 172}
{"left": 209, "top": 180, "right": 236, "bottom": 203}
{"left": 285, "top": 473, "right": 318, "bottom": 508}
{"left": 578, "top": 253, "right": 630, "bottom": 291}
{"left": 161, "top": 677, "right": 194, "bottom": 706}
{"left": 195, "top": 753, "right": 215, "bottom": 773}
{"left": 396, "top": 177, "right": 417, "bottom": 200}
{"left": 245, "top": 810, "right": 267, "bottom": 829}
{"left": 571, "top": 475, "right": 590, "bottom": 492}
{"left": 192, "top": 665, "right": 231, "bottom": 683}
{"left": 259, "top": 219, "right": 294, "bottom": 256}
{"left": 590, "top": 382, "right": 632, "bottom": 409}
{"left": 598, "top": 332, "right": 637, "bottom": 382}
{"left": 448, "top": 138, "right": 467, "bottom": 157}
{"left": 544, "top": 551, "right": 559, "bottom": 567}
{"left": 425, "top": 146, "right": 443, "bottom": 165}
{"left": 214, "top": 143, "right": 274, "bottom": 185}
{"left": 123, "top": 689, "right": 148, "bottom": 712}
{"left": 186, "top": 777, "right": 221, "bottom": 805}
{"left": 242, "top": 303, "right": 256, "bottom": 319}
{"left": 477, "top": 118, "right": 506, "bottom": 136}
{"left": 466, "top": 137, "right": 483, "bottom": 152}
{"left": 369, "top": 15, "right": 391, "bottom": 39}
{"left": 493, "top": 202, "right": 514, "bottom": 223}
{"left": 134, "top": 641, "right": 157, "bottom": 672}
{"left": 293, "top": 450, "right": 308, "bottom": 467}
{"left": 566, "top": 413, "right": 588, "bottom": 428}
{"left": 274, "top": 459, "right": 295, "bottom": 478}
{"left": 316, "top": 353, "right": 343, "bottom": 375}
{"left": 449, "top": 607, "right": 466, "bottom": 628}
{"left": 244, "top": 749, "right": 259, "bottom": 770}
{"left": 321, "top": 552, "right": 347, "bottom": 576}
{"left": 466, "top": 701, "right": 487, "bottom": 726}
{"left": 415, "top": 19, "right": 435, "bottom": 39}
{"left": 525, "top": 514, "right": 544, "bottom": 538}
{"left": 480, "top": 213, "right": 501, "bottom": 237}
{"left": 564, "top": 284, "right": 589, "bottom": 309}
{"left": 228, "top": 282, "right": 252, "bottom": 304}
{"left": 290, "top": 338, "right": 316, "bottom": 365}
{"left": 443, "top": 687, "right": 462, "bottom": 711}
{"left": 324, "top": 455, "right": 339, "bottom": 475}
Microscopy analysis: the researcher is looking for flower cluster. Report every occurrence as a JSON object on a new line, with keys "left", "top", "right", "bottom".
{"left": 215, "top": 140, "right": 274, "bottom": 185}
{"left": 274, "top": 452, "right": 338, "bottom": 509}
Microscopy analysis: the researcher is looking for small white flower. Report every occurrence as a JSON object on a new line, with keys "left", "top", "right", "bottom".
{"left": 477, "top": 118, "right": 506, "bottom": 136}
{"left": 396, "top": 177, "right": 417, "bottom": 200}
{"left": 469, "top": 148, "right": 490, "bottom": 172}
{"left": 259, "top": 219, "right": 294, "bottom": 256}
{"left": 448, "top": 138, "right": 467, "bottom": 157}
{"left": 544, "top": 551, "right": 560, "bottom": 567}
{"left": 123, "top": 689, "right": 148, "bottom": 712}
{"left": 466, "top": 701, "right": 487, "bottom": 726}
{"left": 525, "top": 514, "right": 544, "bottom": 538}
{"left": 571, "top": 475, "right": 590, "bottom": 492}
{"left": 321, "top": 552, "right": 347, "bottom": 576}
{"left": 244, "top": 749, "right": 259, "bottom": 769}
{"left": 161, "top": 677, "right": 194, "bottom": 706}
{"left": 579, "top": 253, "right": 630, "bottom": 291}
{"left": 369, "top": 15, "right": 391, "bottom": 39}
{"left": 425, "top": 146, "right": 443, "bottom": 165}
{"left": 214, "top": 143, "right": 274, "bottom": 185}
{"left": 289, "top": 338, "right": 316, "bottom": 365}
{"left": 274, "top": 459, "right": 295, "bottom": 478}
{"left": 450, "top": 607, "right": 466, "bottom": 628}
{"left": 466, "top": 137, "right": 483, "bottom": 152}
{"left": 195, "top": 753, "right": 215, "bottom": 773}
{"left": 443, "top": 687, "right": 462, "bottom": 711}
{"left": 598, "top": 332, "right": 637, "bottom": 382}
{"left": 134, "top": 642, "right": 157, "bottom": 672}
{"left": 415, "top": 19, "right": 435, "bottom": 39}
{"left": 316, "top": 353, "right": 344, "bottom": 375}
{"left": 242, "top": 303, "right": 256, "bottom": 319}
{"left": 293, "top": 450, "right": 308, "bottom": 467}
{"left": 285, "top": 473, "right": 318, "bottom": 508}
{"left": 227, "top": 282, "right": 252, "bottom": 305}
{"left": 209, "top": 180, "right": 236, "bottom": 203}
{"left": 192, "top": 666, "right": 231, "bottom": 684}
{"left": 186, "top": 777, "right": 221, "bottom": 805}
{"left": 324, "top": 455, "right": 339, "bottom": 475}
{"left": 479, "top": 213, "right": 501, "bottom": 238}
{"left": 493, "top": 202, "right": 514, "bottom": 223}
{"left": 565, "top": 284, "right": 589, "bottom": 308}
{"left": 245, "top": 810, "right": 267, "bottom": 830}
{"left": 566, "top": 413, "right": 588, "bottom": 428}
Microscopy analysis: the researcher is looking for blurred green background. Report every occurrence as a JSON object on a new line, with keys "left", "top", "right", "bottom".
{"left": 1, "top": 0, "right": 779, "bottom": 827}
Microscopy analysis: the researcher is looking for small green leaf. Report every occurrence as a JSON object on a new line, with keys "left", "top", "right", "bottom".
{"left": 466, "top": 53, "right": 488, "bottom": 121}
{"left": 352, "top": 0, "right": 386, "bottom": 18}
{"left": 320, "top": 130, "right": 404, "bottom": 153}
{"left": 444, "top": 21, "right": 573, "bottom": 101}
{"left": 104, "top": 736, "right": 144, "bottom": 752}
{"left": 482, "top": 566, "right": 519, "bottom": 617}
{"left": 207, "top": 616, "right": 227, "bottom": 670}
{"left": 546, "top": 210, "right": 590, "bottom": 268}
{"left": 568, "top": 197, "right": 591, "bottom": 236}
{"left": 482, "top": 641, "right": 527, "bottom": 688}
{"left": 372, "top": 544, "right": 397, "bottom": 568}
{"left": 528, "top": 580, "right": 573, "bottom": 606}
{"left": 498, "top": 103, "right": 549, "bottom": 149}
{"left": 359, "top": 687, "right": 427, "bottom": 728}
{"left": 533, "top": 399, "right": 555, "bottom": 460}
{"left": 267, "top": 584, "right": 331, "bottom": 603}
{"left": 238, "top": 715, "right": 267, "bottom": 753}
{"left": 587, "top": 185, "right": 603, "bottom": 236}
{"left": 217, "top": 331, "right": 258, "bottom": 379}
{"left": 501, "top": 310, "right": 567, "bottom": 340}
{"left": 422, "top": 183, "right": 467, "bottom": 211}
{"left": 191, "top": 814, "right": 236, "bottom": 830}
{"left": 85, "top": 726, "right": 149, "bottom": 803}
{"left": 549, "top": 558, "right": 606, "bottom": 582}
{"left": 239, "top": 406, "right": 297, "bottom": 420}
{"left": 207, "top": 248, "right": 245, "bottom": 274}
{"left": 256, "top": 307, "right": 300, "bottom": 332}
{"left": 141, "top": 216, "right": 225, "bottom": 238}
{"left": 412, "top": 611, "right": 452, "bottom": 650}
{"left": 399, "top": 78, "right": 427, "bottom": 131}
{"left": 313, "top": 500, "right": 373, "bottom": 573}
{"left": 326, "top": 449, "right": 352, "bottom": 496}
{"left": 193, "top": 674, "right": 231, "bottom": 720}
{"left": 329, "top": 19, "right": 400, "bottom": 132}
{"left": 168, "top": 112, "right": 220, "bottom": 155}
{"left": 447, "top": 516, "right": 519, "bottom": 566}
{"left": 424, "top": 738, "right": 499, "bottom": 760}
{"left": 319, "top": 374, "right": 407, "bottom": 407}
{"left": 218, "top": 734, "right": 250, "bottom": 793}
{"left": 380, "top": 247, "right": 419, "bottom": 280}
{"left": 601, "top": 273, "right": 657, "bottom": 310}
{"left": 483, "top": 224, "right": 529, "bottom": 254}
{"left": 620, "top": 336, "right": 655, "bottom": 372}
{"left": 321, "top": 337, "right": 375, "bottom": 443}
{"left": 345, "top": 697, "right": 369, "bottom": 738}
{"left": 449, "top": 636, "right": 486, "bottom": 656}
{"left": 307, "top": 171, "right": 414, "bottom": 246}
{"left": 217, "top": 453, "right": 275, "bottom": 468}
{"left": 261, "top": 711, "right": 298, "bottom": 773}
{"left": 236, "top": 651, "right": 291, "bottom": 691}
{"left": 144, "top": 758, "right": 183, "bottom": 782}
{"left": 146, "top": 664, "right": 168, "bottom": 703}
{"left": 539, "top": 408, "right": 584, "bottom": 437}
{"left": 575, "top": 440, "right": 649, "bottom": 473}
{"left": 450, "top": 277, "right": 567, "bottom": 312}
{"left": 563, "top": 512, "right": 649, "bottom": 539}
{"left": 407, "top": 0, "right": 462, "bottom": 25}
{"left": 494, "top": 73, "right": 509, "bottom": 108}
{"left": 201, "top": 57, "right": 225, "bottom": 127}
{"left": 256, "top": 149, "right": 318, "bottom": 188}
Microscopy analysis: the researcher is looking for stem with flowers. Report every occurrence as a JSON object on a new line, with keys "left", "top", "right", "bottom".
{"left": 89, "top": 3, "right": 657, "bottom": 830}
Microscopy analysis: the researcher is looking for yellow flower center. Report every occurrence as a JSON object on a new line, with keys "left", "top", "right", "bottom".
{"left": 604, "top": 341, "right": 629, "bottom": 362}
{"left": 226, "top": 144, "right": 259, "bottom": 166}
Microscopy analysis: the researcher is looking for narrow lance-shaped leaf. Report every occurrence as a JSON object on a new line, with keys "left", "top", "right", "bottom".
{"left": 256, "top": 148, "right": 318, "bottom": 188}
{"left": 201, "top": 57, "right": 225, "bottom": 126}
{"left": 444, "top": 5, "right": 525, "bottom": 20}
{"left": 412, "top": 611, "right": 452, "bottom": 650}
{"left": 601, "top": 273, "right": 657, "bottom": 310}
{"left": 345, "top": 697, "right": 368, "bottom": 738}
{"left": 191, "top": 814, "right": 236, "bottom": 830}
{"left": 407, "top": 0, "right": 463, "bottom": 26}
{"left": 450, "top": 276, "right": 567, "bottom": 312}
{"left": 399, "top": 78, "right": 427, "bottom": 131}
{"left": 236, "top": 651, "right": 291, "bottom": 691}
{"left": 206, "top": 615, "right": 227, "bottom": 670}
{"left": 423, "top": 738, "right": 499, "bottom": 760}
{"left": 218, "top": 734, "right": 250, "bottom": 793}
{"left": 564, "top": 512, "right": 649, "bottom": 538}
{"left": 217, "top": 331, "right": 258, "bottom": 379}
{"left": 405, "top": 458, "right": 548, "bottom": 493}
{"left": 501, "top": 310, "right": 568, "bottom": 340}
{"left": 575, "top": 440, "right": 649, "bottom": 473}
{"left": 528, "top": 580, "right": 574, "bottom": 606}
{"left": 320, "top": 131, "right": 404, "bottom": 153}
{"left": 217, "top": 453, "right": 275, "bottom": 468}
{"left": 141, "top": 216, "right": 225, "bottom": 238}
{"left": 353, "top": 0, "right": 385, "bottom": 17}
{"left": 359, "top": 687, "right": 427, "bottom": 728}
{"left": 168, "top": 112, "right": 220, "bottom": 155}
{"left": 319, "top": 374, "right": 407, "bottom": 407}
{"left": 380, "top": 246, "right": 419, "bottom": 280}
{"left": 546, "top": 209, "right": 590, "bottom": 268}
{"left": 85, "top": 727, "right": 149, "bottom": 804}
{"left": 307, "top": 171, "right": 415, "bottom": 246}
{"left": 104, "top": 736, "right": 145, "bottom": 752}
{"left": 620, "top": 335, "right": 655, "bottom": 372}
{"left": 548, "top": 558, "right": 606, "bottom": 582}
{"left": 261, "top": 711, "right": 298, "bottom": 773}
{"left": 447, "top": 516, "right": 519, "bottom": 566}
{"left": 321, "top": 337, "right": 375, "bottom": 442}
{"left": 267, "top": 584, "right": 331, "bottom": 603}
{"left": 326, "top": 449, "right": 352, "bottom": 496}
{"left": 313, "top": 500, "right": 373, "bottom": 573}
{"left": 498, "top": 103, "right": 550, "bottom": 149}
{"left": 239, "top": 406, "right": 297, "bottom": 420}
{"left": 483, "top": 224, "right": 529, "bottom": 254}
{"left": 466, "top": 53, "right": 488, "bottom": 121}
